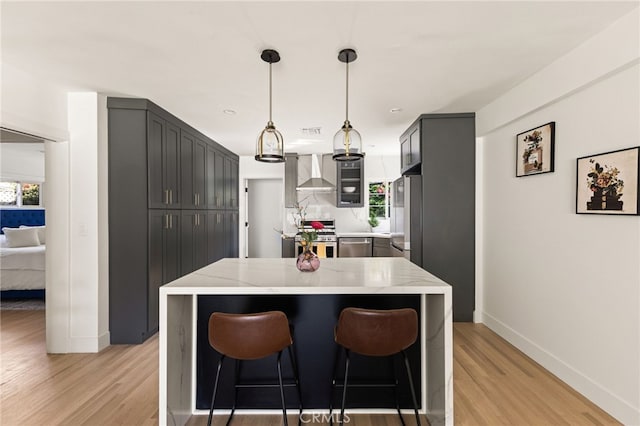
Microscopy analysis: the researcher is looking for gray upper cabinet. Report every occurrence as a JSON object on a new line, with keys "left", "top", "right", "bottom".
{"left": 180, "top": 131, "right": 207, "bottom": 209}
{"left": 400, "top": 121, "right": 421, "bottom": 175}
{"left": 214, "top": 150, "right": 225, "bottom": 208}
{"left": 336, "top": 159, "right": 364, "bottom": 208}
{"left": 148, "top": 112, "right": 180, "bottom": 208}
{"left": 224, "top": 156, "right": 239, "bottom": 209}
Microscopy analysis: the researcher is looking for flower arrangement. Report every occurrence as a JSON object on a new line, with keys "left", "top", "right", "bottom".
{"left": 293, "top": 203, "right": 324, "bottom": 250}
{"left": 587, "top": 159, "right": 624, "bottom": 196}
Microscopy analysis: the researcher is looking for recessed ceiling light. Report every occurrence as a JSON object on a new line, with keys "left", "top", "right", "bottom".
{"left": 223, "top": 109, "right": 236, "bottom": 115}
{"left": 390, "top": 108, "right": 402, "bottom": 113}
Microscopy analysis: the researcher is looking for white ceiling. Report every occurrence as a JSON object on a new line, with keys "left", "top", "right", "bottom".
{"left": 1, "top": 1, "right": 637, "bottom": 156}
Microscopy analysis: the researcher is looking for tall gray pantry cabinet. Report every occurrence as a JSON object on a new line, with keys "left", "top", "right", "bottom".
{"left": 401, "top": 113, "right": 476, "bottom": 322}
{"left": 108, "top": 97, "right": 239, "bottom": 344}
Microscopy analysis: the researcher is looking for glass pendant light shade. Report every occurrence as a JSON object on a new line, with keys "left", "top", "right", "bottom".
{"left": 333, "top": 48, "right": 364, "bottom": 162}
{"left": 333, "top": 120, "right": 363, "bottom": 161}
{"left": 255, "top": 49, "right": 284, "bottom": 163}
{"left": 256, "top": 121, "right": 284, "bottom": 162}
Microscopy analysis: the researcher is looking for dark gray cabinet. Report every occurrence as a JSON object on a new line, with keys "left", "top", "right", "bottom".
{"left": 180, "top": 131, "right": 207, "bottom": 209}
{"left": 108, "top": 97, "right": 239, "bottom": 344}
{"left": 224, "top": 156, "right": 239, "bottom": 209}
{"left": 148, "top": 209, "right": 180, "bottom": 334}
{"left": 336, "top": 160, "right": 364, "bottom": 207}
{"left": 148, "top": 113, "right": 180, "bottom": 208}
{"left": 402, "top": 113, "right": 475, "bottom": 322}
{"left": 281, "top": 236, "right": 295, "bottom": 258}
{"left": 207, "top": 210, "right": 225, "bottom": 263}
{"left": 214, "top": 151, "right": 225, "bottom": 208}
{"left": 225, "top": 210, "right": 239, "bottom": 258}
{"left": 181, "top": 211, "right": 208, "bottom": 275}
{"left": 400, "top": 122, "right": 421, "bottom": 175}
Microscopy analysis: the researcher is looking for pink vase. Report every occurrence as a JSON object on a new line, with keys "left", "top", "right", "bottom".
{"left": 296, "top": 248, "right": 320, "bottom": 272}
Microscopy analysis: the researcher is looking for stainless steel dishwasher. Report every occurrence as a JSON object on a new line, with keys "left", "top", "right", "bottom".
{"left": 338, "top": 237, "right": 373, "bottom": 257}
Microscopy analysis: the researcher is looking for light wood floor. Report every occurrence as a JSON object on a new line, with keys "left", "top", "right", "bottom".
{"left": 0, "top": 309, "right": 619, "bottom": 426}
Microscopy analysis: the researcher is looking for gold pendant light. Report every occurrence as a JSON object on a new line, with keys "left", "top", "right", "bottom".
{"left": 333, "top": 48, "right": 363, "bottom": 162}
{"left": 255, "top": 49, "right": 285, "bottom": 163}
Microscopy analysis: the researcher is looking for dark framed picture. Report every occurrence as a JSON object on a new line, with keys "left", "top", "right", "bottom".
{"left": 576, "top": 147, "right": 640, "bottom": 215}
{"left": 516, "top": 122, "right": 555, "bottom": 177}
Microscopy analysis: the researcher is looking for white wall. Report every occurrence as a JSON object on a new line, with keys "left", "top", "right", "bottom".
{"left": 477, "top": 8, "right": 640, "bottom": 425}
{"left": 67, "top": 93, "right": 110, "bottom": 352}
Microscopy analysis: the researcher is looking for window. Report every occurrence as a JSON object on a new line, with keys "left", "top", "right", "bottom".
{"left": 368, "top": 181, "right": 391, "bottom": 219}
{"left": 0, "top": 182, "right": 41, "bottom": 206}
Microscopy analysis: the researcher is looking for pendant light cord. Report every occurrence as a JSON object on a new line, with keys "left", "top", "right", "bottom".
{"left": 269, "top": 62, "right": 273, "bottom": 123}
{"left": 345, "top": 60, "right": 349, "bottom": 122}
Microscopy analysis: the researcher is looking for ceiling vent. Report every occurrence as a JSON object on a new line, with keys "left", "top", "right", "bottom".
{"left": 301, "top": 127, "right": 322, "bottom": 136}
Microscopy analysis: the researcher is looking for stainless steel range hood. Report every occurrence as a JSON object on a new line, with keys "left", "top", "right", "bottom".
{"left": 296, "top": 154, "right": 335, "bottom": 192}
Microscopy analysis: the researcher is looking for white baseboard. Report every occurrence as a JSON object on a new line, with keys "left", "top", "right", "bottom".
{"left": 481, "top": 311, "right": 640, "bottom": 426}
{"left": 98, "top": 330, "right": 110, "bottom": 351}
{"left": 67, "top": 331, "right": 110, "bottom": 353}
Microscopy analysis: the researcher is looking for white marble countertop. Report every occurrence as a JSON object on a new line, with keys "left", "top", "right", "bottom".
{"left": 161, "top": 257, "right": 450, "bottom": 295}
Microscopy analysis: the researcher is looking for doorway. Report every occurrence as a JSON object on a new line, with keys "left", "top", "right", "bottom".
{"left": 246, "top": 179, "right": 283, "bottom": 258}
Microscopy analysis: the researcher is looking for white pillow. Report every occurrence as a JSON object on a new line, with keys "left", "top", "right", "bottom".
{"left": 0, "top": 235, "right": 7, "bottom": 248}
{"left": 2, "top": 227, "right": 41, "bottom": 248}
{"left": 19, "top": 225, "right": 46, "bottom": 244}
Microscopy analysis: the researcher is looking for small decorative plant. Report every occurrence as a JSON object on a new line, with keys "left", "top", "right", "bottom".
{"left": 293, "top": 203, "right": 324, "bottom": 249}
{"left": 368, "top": 212, "right": 379, "bottom": 229}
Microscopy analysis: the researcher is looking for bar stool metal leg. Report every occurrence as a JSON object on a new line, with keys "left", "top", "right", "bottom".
{"left": 391, "top": 356, "right": 407, "bottom": 426}
{"left": 276, "top": 351, "right": 289, "bottom": 426}
{"left": 207, "top": 355, "right": 226, "bottom": 426}
{"left": 226, "top": 359, "right": 242, "bottom": 426}
{"left": 287, "top": 346, "right": 303, "bottom": 426}
{"left": 339, "top": 349, "right": 351, "bottom": 426}
{"left": 401, "top": 350, "right": 421, "bottom": 426}
{"left": 328, "top": 344, "right": 342, "bottom": 426}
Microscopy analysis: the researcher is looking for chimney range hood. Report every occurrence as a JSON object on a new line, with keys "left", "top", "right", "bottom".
{"left": 296, "top": 154, "right": 335, "bottom": 192}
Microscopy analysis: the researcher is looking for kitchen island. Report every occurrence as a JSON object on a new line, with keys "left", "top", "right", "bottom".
{"left": 159, "top": 257, "right": 452, "bottom": 426}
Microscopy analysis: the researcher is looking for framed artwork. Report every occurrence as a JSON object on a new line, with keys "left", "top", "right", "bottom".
{"left": 576, "top": 147, "right": 640, "bottom": 215}
{"left": 516, "top": 122, "right": 555, "bottom": 177}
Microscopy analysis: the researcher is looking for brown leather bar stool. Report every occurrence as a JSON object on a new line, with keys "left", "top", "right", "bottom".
{"left": 207, "top": 311, "right": 303, "bottom": 426}
{"left": 329, "top": 307, "right": 421, "bottom": 426}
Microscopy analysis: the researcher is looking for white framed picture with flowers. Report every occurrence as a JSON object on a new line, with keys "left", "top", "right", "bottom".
{"left": 516, "top": 122, "right": 555, "bottom": 177}
{"left": 576, "top": 146, "right": 640, "bottom": 215}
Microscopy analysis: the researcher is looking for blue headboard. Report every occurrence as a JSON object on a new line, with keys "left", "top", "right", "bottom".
{"left": 0, "top": 209, "right": 46, "bottom": 233}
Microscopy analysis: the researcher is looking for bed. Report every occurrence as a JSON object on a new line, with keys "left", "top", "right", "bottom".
{"left": 0, "top": 209, "right": 46, "bottom": 299}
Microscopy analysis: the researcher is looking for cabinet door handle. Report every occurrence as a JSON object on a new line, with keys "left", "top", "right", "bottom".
{"left": 165, "top": 214, "right": 169, "bottom": 229}
{"left": 169, "top": 189, "right": 173, "bottom": 205}
{"left": 164, "top": 190, "right": 169, "bottom": 205}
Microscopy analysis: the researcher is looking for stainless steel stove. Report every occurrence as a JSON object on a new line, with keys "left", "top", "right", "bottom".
{"left": 294, "top": 219, "right": 337, "bottom": 257}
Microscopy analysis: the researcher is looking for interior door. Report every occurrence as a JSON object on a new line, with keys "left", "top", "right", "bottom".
{"left": 247, "top": 179, "right": 283, "bottom": 258}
